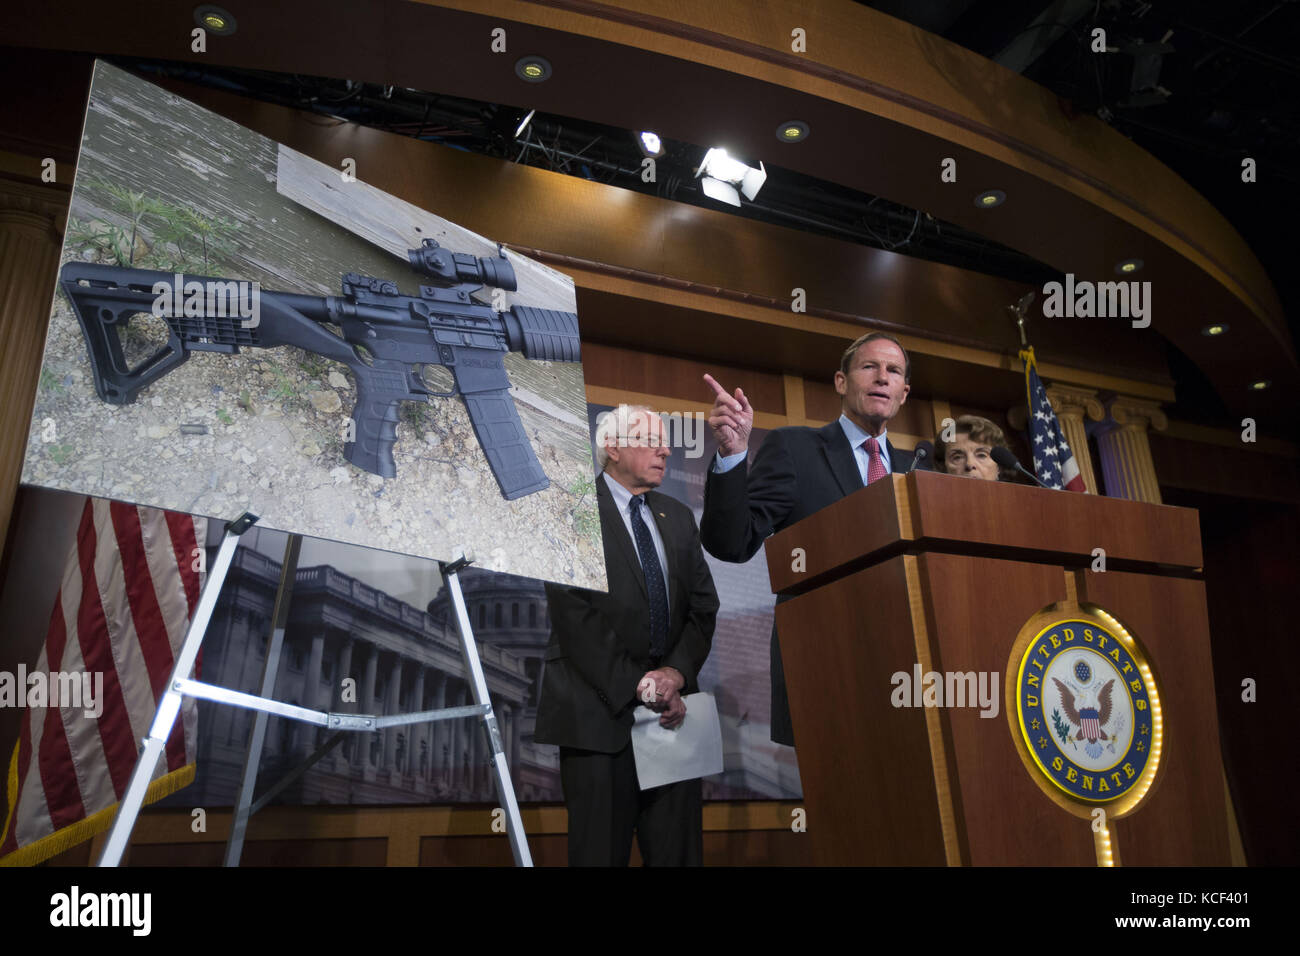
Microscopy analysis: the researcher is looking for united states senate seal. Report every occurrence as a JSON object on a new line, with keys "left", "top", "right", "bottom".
{"left": 1006, "top": 603, "right": 1163, "bottom": 818}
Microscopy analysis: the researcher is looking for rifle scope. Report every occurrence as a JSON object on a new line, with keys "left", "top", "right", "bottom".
{"left": 408, "top": 238, "right": 517, "bottom": 292}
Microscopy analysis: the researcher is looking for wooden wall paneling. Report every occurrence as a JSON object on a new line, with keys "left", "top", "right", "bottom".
{"left": 579, "top": 341, "right": 786, "bottom": 415}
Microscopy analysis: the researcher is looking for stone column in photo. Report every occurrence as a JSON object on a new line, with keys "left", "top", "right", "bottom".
{"left": 427, "top": 671, "right": 447, "bottom": 784}
{"left": 471, "top": 702, "right": 487, "bottom": 797}
{"left": 508, "top": 701, "right": 522, "bottom": 772}
{"left": 1044, "top": 384, "right": 1105, "bottom": 494}
{"left": 334, "top": 636, "right": 354, "bottom": 767}
{"left": 450, "top": 684, "right": 468, "bottom": 791}
{"left": 304, "top": 632, "right": 325, "bottom": 754}
{"left": 383, "top": 654, "right": 404, "bottom": 776}
{"left": 1096, "top": 396, "right": 1169, "bottom": 504}
{"left": 357, "top": 642, "right": 378, "bottom": 771}
{"left": 411, "top": 666, "right": 426, "bottom": 781}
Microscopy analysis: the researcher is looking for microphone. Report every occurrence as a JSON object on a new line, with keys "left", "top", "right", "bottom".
{"left": 908, "top": 440, "right": 934, "bottom": 474}
{"left": 991, "top": 447, "right": 1049, "bottom": 488}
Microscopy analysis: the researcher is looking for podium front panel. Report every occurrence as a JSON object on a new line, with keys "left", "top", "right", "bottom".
{"left": 775, "top": 555, "right": 947, "bottom": 866}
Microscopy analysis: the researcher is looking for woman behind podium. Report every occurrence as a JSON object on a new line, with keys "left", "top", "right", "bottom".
{"left": 935, "top": 414, "right": 1015, "bottom": 481}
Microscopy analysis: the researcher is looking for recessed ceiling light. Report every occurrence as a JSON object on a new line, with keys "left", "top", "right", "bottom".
{"left": 1201, "top": 323, "right": 1229, "bottom": 336}
{"left": 194, "top": 5, "right": 237, "bottom": 35}
{"left": 1116, "top": 258, "right": 1143, "bottom": 274}
{"left": 1249, "top": 379, "right": 1271, "bottom": 391}
{"left": 975, "top": 189, "right": 1005, "bottom": 208}
{"left": 775, "top": 121, "right": 809, "bottom": 143}
{"left": 515, "top": 56, "right": 552, "bottom": 83}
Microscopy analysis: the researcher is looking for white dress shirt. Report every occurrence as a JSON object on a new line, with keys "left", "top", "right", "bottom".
{"left": 712, "top": 414, "right": 891, "bottom": 484}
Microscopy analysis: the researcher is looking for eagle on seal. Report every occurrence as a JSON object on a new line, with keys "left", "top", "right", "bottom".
{"left": 1053, "top": 677, "right": 1114, "bottom": 758}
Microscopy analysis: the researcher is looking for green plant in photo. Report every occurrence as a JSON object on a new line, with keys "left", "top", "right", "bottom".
{"left": 272, "top": 372, "right": 296, "bottom": 402}
{"left": 181, "top": 206, "right": 238, "bottom": 272}
{"left": 401, "top": 402, "right": 429, "bottom": 440}
{"left": 569, "top": 474, "right": 600, "bottom": 543}
{"left": 65, "top": 216, "right": 121, "bottom": 263}
{"left": 299, "top": 356, "right": 329, "bottom": 379}
{"left": 216, "top": 408, "right": 233, "bottom": 425}
{"left": 75, "top": 181, "right": 242, "bottom": 273}
{"left": 39, "top": 368, "right": 65, "bottom": 393}
{"left": 100, "top": 179, "right": 165, "bottom": 266}
{"left": 141, "top": 200, "right": 203, "bottom": 272}
{"left": 48, "top": 443, "right": 75, "bottom": 465}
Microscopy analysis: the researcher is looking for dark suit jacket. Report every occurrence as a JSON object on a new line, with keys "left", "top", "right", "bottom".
{"left": 535, "top": 473, "right": 719, "bottom": 754}
{"left": 700, "top": 419, "right": 914, "bottom": 745}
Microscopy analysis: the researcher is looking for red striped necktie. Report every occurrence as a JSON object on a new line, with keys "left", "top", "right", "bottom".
{"left": 863, "top": 436, "right": 888, "bottom": 484}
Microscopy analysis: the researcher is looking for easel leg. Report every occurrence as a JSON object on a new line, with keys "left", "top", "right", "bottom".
{"left": 98, "top": 513, "right": 258, "bottom": 867}
{"left": 442, "top": 563, "right": 533, "bottom": 867}
{"left": 224, "top": 532, "right": 301, "bottom": 866}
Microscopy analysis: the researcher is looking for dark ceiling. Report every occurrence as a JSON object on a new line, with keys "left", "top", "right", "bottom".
{"left": 862, "top": 0, "right": 1300, "bottom": 419}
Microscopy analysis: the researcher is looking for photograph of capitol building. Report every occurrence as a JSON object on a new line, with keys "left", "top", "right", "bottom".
{"left": 159, "top": 533, "right": 559, "bottom": 809}
{"left": 160, "top": 426, "right": 796, "bottom": 812}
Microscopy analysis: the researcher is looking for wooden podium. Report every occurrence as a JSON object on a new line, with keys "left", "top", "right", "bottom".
{"left": 765, "top": 470, "right": 1232, "bottom": 866}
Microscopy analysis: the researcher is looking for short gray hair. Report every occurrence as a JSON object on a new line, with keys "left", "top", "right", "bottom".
{"left": 594, "top": 404, "right": 659, "bottom": 470}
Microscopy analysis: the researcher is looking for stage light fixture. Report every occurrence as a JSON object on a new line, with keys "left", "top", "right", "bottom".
{"left": 1249, "top": 379, "right": 1271, "bottom": 391}
{"left": 775, "top": 121, "right": 809, "bottom": 143}
{"left": 193, "top": 4, "right": 237, "bottom": 35}
{"left": 695, "top": 148, "right": 766, "bottom": 207}
{"left": 1116, "top": 258, "right": 1143, "bottom": 274}
{"left": 514, "top": 109, "right": 536, "bottom": 140}
{"left": 974, "top": 189, "right": 1005, "bottom": 208}
{"left": 1201, "top": 323, "right": 1229, "bottom": 336}
{"left": 635, "top": 131, "right": 663, "bottom": 157}
{"left": 515, "top": 56, "right": 552, "bottom": 83}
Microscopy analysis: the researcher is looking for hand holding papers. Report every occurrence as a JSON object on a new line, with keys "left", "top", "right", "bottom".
{"left": 630, "top": 692, "right": 724, "bottom": 790}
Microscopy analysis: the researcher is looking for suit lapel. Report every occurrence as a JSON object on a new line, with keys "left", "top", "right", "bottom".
{"left": 820, "top": 420, "right": 863, "bottom": 496}
{"left": 597, "top": 474, "right": 647, "bottom": 600}
{"left": 888, "top": 439, "right": 912, "bottom": 475}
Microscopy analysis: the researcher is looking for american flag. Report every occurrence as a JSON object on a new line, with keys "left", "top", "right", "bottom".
{"left": 0, "top": 498, "right": 206, "bottom": 866}
{"left": 1020, "top": 347, "right": 1086, "bottom": 492}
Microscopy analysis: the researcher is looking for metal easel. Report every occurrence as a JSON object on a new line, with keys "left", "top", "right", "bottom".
{"left": 97, "top": 513, "right": 532, "bottom": 867}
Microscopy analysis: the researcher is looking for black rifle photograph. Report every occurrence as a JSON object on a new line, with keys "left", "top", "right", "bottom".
{"left": 59, "top": 239, "right": 581, "bottom": 500}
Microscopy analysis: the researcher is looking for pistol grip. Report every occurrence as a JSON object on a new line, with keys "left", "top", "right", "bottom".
{"left": 345, "top": 371, "right": 404, "bottom": 478}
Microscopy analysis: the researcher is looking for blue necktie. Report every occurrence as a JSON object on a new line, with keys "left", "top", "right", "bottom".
{"left": 630, "top": 495, "right": 668, "bottom": 660}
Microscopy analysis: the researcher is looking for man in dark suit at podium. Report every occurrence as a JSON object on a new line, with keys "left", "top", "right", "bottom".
{"left": 537, "top": 404, "right": 718, "bottom": 866}
{"left": 701, "top": 332, "right": 915, "bottom": 747}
